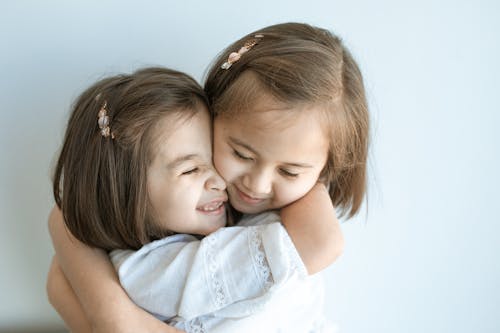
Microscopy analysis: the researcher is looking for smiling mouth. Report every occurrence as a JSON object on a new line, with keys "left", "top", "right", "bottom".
{"left": 235, "top": 187, "right": 267, "bottom": 205}
{"left": 197, "top": 200, "right": 226, "bottom": 215}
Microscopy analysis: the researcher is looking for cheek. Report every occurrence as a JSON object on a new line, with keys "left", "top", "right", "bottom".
{"left": 213, "top": 145, "right": 238, "bottom": 182}
{"left": 275, "top": 176, "right": 320, "bottom": 205}
{"left": 157, "top": 188, "right": 196, "bottom": 231}
{"left": 213, "top": 151, "right": 230, "bottom": 181}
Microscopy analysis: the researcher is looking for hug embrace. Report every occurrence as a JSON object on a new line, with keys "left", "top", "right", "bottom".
{"left": 48, "top": 22, "right": 369, "bottom": 333}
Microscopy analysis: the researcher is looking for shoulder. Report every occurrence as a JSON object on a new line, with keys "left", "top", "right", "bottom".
{"left": 109, "top": 233, "right": 199, "bottom": 268}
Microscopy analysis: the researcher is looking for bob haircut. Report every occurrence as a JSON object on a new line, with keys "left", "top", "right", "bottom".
{"left": 53, "top": 67, "right": 208, "bottom": 250}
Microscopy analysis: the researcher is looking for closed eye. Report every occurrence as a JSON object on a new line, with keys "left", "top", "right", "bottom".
{"left": 181, "top": 167, "right": 199, "bottom": 175}
{"left": 279, "top": 168, "right": 299, "bottom": 178}
{"left": 233, "top": 149, "right": 253, "bottom": 161}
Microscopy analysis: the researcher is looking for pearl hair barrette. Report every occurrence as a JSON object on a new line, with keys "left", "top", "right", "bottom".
{"left": 221, "top": 34, "right": 264, "bottom": 70}
{"left": 97, "top": 101, "right": 114, "bottom": 139}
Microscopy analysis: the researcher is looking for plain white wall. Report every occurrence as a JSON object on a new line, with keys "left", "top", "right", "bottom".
{"left": 1, "top": 1, "right": 499, "bottom": 332}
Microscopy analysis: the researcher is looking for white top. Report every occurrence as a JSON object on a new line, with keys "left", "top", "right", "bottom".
{"left": 110, "top": 212, "right": 333, "bottom": 333}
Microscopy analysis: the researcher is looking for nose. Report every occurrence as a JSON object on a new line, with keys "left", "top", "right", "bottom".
{"left": 206, "top": 168, "right": 226, "bottom": 192}
{"left": 242, "top": 168, "right": 272, "bottom": 195}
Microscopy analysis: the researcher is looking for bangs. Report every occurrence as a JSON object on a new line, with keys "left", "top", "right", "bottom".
{"left": 212, "top": 71, "right": 266, "bottom": 118}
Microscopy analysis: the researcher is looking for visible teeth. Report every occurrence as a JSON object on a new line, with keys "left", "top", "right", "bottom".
{"left": 199, "top": 202, "right": 223, "bottom": 212}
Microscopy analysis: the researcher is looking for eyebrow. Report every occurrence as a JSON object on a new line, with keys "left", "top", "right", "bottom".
{"left": 228, "top": 136, "right": 314, "bottom": 168}
{"left": 166, "top": 154, "right": 199, "bottom": 169}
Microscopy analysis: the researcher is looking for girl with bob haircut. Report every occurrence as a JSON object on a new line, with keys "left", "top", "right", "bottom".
{"left": 206, "top": 22, "right": 368, "bottom": 219}
{"left": 53, "top": 67, "right": 223, "bottom": 251}
{"left": 48, "top": 21, "right": 369, "bottom": 332}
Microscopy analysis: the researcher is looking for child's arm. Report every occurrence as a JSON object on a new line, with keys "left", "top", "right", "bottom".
{"left": 280, "top": 183, "right": 344, "bottom": 275}
{"left": 47, "top": 255, "right": 92, "bottom": 333}
{"left": 58, "top": 186, "right": 339, "bottom": 322}
{"left": 47, "top": 206, "right": 184, "bottom": 333}
{"left": 110, "top": 210, "right": 331, "bottom": 320}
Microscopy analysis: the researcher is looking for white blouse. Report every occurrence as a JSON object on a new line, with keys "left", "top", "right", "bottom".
{"left": 110, "top": 212, "right": 332, "bottom": 333}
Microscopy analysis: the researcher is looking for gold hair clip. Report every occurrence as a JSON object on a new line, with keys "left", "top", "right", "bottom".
{"left": 221, "top": 34, "right": 264, "bottom": 70}
{"left": 97, "top": 101, "right": 114, "bottom": 139}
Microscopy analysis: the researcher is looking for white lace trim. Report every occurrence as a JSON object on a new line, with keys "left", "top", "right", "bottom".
{"left": 205, "top": 233, "right": 227, "bottom": 308}
{"left": 249, "top": 226, "right": 274, "bottom": 290}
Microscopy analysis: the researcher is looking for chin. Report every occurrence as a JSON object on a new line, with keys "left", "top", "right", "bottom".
{"left": 203, "top": 225, "right": 224, "bottom": 235}
{"left": 210, "top": 218, "right": 227, "bottom": 232}
{"left": 231, "top": 201, "right": 267, "bottom": 215}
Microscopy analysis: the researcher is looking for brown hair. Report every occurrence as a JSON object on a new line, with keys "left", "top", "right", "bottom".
{"left": 53, "top": 67, "right": 208, "bottom": 250}
{"left": 205, "top": 22, "right": 369, "bottom": 218}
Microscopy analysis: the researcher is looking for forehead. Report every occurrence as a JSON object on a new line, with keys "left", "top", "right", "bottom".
{"left": 152, "top": 108, "right": 211, "bottom": 162}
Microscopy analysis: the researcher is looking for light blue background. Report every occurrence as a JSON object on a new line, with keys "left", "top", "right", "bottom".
{"left": 1, "top": 1, "right": 499, "bottom": 332}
